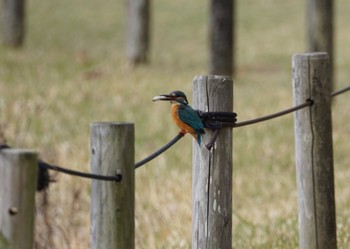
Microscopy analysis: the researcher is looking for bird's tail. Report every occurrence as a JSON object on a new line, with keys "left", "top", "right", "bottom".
{"left": 197, "top": 133, "right": 202, "bottom": 145}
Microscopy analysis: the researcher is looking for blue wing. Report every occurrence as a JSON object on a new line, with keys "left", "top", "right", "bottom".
{"left": 177, "top": 105, "right": 205, "bottom": 134}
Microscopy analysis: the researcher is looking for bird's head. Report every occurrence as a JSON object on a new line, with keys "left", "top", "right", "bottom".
{"left": 152, "top": 90, "right": 188, "bottom": 105}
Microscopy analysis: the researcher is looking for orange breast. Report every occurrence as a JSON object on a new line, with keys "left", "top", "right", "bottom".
{"left": 171, "top": 104, "right": 197, "bottom": 138}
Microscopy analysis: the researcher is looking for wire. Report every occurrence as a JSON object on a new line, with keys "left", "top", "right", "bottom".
{"left": 42, "top": 132, "right": 185, "bottom": 178}
{"left": 2, "top": 85, "right": 349, "bottom": 181}
{"left": 0, "top": 145, "right": 122, "bottom": 183}
{"left": 44, "top": 163, "right": 122, "bottom": 182}
{"left": 231, "top": 85, "right": 349, "bottom": 128}
{"left": 0, "top": 133, "right": 185, "bottom": 182}
{"left": 331, "top": 85, "right": 350, "bottom": 97}
{"left": 135, "top": 132, "right": 185, "bottom": 169}
{"left": 232, "top": 99, "right": 313, "bottom": 128}
{"left": 38, "top": 132, "right": 185, "bottom": 179}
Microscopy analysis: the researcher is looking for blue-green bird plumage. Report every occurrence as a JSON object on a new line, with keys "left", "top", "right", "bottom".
{"left": 177, "top": 102, "right": 205, "bottom": 144}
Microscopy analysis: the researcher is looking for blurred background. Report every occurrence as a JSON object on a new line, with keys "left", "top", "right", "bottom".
{"left": 1, "top": 0, "right": 350, "bottom": 248}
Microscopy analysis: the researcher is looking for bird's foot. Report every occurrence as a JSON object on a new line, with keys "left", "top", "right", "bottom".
{"left": 179, "top": 130, "right": 187, "bottom": 136}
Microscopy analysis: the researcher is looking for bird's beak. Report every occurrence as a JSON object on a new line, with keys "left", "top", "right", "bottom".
{"left": 152, "top": 94, "right": 173, "bottom": 102}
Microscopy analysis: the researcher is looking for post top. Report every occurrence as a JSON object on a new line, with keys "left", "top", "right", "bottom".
{"left": 193, "top": 75, "right": 232, "bottom": 82}
{"left": 292, "top": 52, "right": 329, "bottom": 60}
{"left": 90, "top": 122, "right": 134, "bottom": 127}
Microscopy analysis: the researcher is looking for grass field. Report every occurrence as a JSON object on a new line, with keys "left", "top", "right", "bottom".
{"left": 1, "top": 0, "right": 350, "bottom": 248}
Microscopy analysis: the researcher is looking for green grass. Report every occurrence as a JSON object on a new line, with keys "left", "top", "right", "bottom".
{"left": 1, "top": 0, "right": 350, "bottom": 248}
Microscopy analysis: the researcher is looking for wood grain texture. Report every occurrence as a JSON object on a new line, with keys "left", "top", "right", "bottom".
{"left": 0, "top": 149, "right": 37, "bottom": 249}
{"left": 292, "top": 53, "right": 337, "bottom": 249}
{"left": 192, "top": 75, "right": 233, "bottom": 249}
{"left": 90, "top": 122, "right": 135, "bottom": 249}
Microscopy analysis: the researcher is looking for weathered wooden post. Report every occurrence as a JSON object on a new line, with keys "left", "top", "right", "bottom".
{"left": 90, "top": 122, "right": 135, "bottom": 249}
{"left": 292, "top": 52, "right": 337, "bottom": 249}
{"left": 192, "top": 75, "right": 233, "bottom": 248}
{"left": 0, "top": 149, "right": 38, "bottom": 249}
{"left": 2, "top": 0, "right": 25, "bottom": 46}
{"left": 306, "top": 0, "right": 333, "bottom": 91}
{"left": 126, "top": 0, "right": 150, "bottom": 64}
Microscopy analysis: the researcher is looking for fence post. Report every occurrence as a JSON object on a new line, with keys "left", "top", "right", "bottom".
{"left": 0, "top": 149, "right": 38, "bottom": 249}
{"left": 292, "top": 52, "right": 337, "bottom": 249}
{"left": 306, "top": 0, "right": 333, "bottom": 91}
{"left": 90, "top": 122, "right": 135, "bottom": 249}
{"left": 2, "top": 0, "right": 25, "bottom": 46}
{"left": 209, "top": 0, "right": 234, "bottom": 76}
{"left": 126, "top": 0, "right": 150, "bottom": 64}
{"left": 192, "top": 75, "right": 233, "bottom": 249}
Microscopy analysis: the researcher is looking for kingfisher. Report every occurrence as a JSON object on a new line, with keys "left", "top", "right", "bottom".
{"left": 152, "top": 90, "right": 205, "bottom": 145}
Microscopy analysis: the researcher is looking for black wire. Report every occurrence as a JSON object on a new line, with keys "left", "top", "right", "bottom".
{"left": 39, "top": 132, "right": 185, "bottom": 180}
{"left": 232, "top": 100, "right": 313, "bottom": 128}
{"left": 134, "top": 132, "right": 185, "bottom": 169}
{"left": 230, "top": 85, "right": 350, "bottom": 129}
{"left": 331, "top": 85, "right": 350, "bottom": 97}
{"left": 42, "top": 132, "right": 184, "bottom": 178}
{"left": 1, "top": 133, "right": 185, "bottom": 182}
{"left": 3, "top": 85, "right": 349, "bottom": 181}
{"left": 44, "top": 163, "right": 122, "bottom": 182}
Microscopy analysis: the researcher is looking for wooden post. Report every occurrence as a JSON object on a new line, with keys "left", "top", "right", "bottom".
{"left": 126, "top": 0, "right": 150, "bottom": 64}
{"left": 0, "top": 149, "right": 38, "bottom": 249}
{"left": 192, "top": 75, "right": 233, "bottom": 248}
{"left": 90, "top": 122, "right": 135, "bottom": 249}
{"left": 292, "top": 53, "right": 337, "bottom": 249}
{"left": 209, "top": 0, "right": 234, "bottom": 76}
{"left": 306, "top": 0, "right": 333, "bottom": 91}
{"left": 2, "top": 0, "right": 25, "bottom": 46}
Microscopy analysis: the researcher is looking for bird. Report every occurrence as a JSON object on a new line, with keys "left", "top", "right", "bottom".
{"left": 153, "top": 90, "right": 205, "bottom": 145}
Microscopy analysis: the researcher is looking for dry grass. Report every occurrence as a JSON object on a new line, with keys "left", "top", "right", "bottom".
{"left": 1, "top": 0, "right": 350, "bottom": 248}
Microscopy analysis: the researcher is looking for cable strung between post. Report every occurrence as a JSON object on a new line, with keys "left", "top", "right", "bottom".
{"left": 331, "top": 85, "right": 350, "bottom": 97}
{"left": 2, "top": 85, "right": 349, "bottom": 181}
{"left": 43, "top": 130, "right": 185, "bottom": 178}
{"left": 41, "top": 132, "right": 185, "bottom": 177}
{"left": 44, "top": 163, "right": 122, "bottom": 182}
{"left": 1, "top": 133, "right": 186, "bottom": 182}
{"left": 232, "top": 99, "right": 313, "bottom": 128}
{"left": 230, "top": 85, "right": 349, "bottom": 128}
{"left": 134, "top": 132, "right": 185, "bottom": 169}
